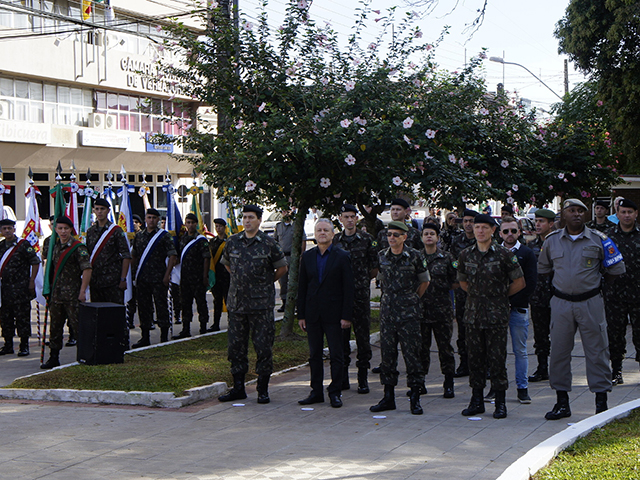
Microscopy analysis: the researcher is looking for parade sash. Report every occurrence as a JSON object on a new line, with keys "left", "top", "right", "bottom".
{"left": 50, "top": 240, "right": 82, "bottom": 295}
{"left": 89, "top": 223, "right": 121, "bottom": 266}
{"left": 177, "top": 234, "right": 207, "bottom": 285}
{"left": 208, "top": 239, "right": 226, "bottom": 289}
{"left": 135, "top": 229, "right": 167, "bottom": 284}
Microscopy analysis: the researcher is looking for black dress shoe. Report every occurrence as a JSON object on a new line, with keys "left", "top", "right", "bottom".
{"left": 0, "top": 346, "right": 14, "bottom": 355}
{"left": 131, "top": 338, "right": 151, "bottom": 349}
{"left": 17, "top": 347, "right": 30, "bottom": 357}
{"left": 65, "top": 339, "right": 77, "bottom": 347}
{"left": 298, "top": 393, "right": 324, "bottom": 405}
{"left": 453, "top": 365, "right": 469, "bottom": 378}
{"left": 443, "top": 386, "right": 455, "bottom": 399}
{"left": 40, "top": 356, "right": 60, "bottom": 369}
{"left": 595, "top": 392, "right": 608, "bottom": 414}
{"left": 545, "top": 402, "right": 571, "bottom": 420}
{"left": 329, "top": 394, "right": 343, "bottom": 408}
{"left": 371, "top": 365, "right": 382, "bottom": 374}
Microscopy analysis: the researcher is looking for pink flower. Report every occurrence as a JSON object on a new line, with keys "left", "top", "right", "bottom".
{"left": 372, "top": 9, "right": 380, "bottom": 14}
{"left": 481, "top": 170, "right": 487, "bottom": 176}
{"left": 425, "top": 129, "right": 436, "bottom": 139}
{"left": 403, "top": 117, "right": 414, "bottom": 129}
{"left": 581, "top": 191, "right": 590, "bottom": 198}
{"left": 245, "top": 180, "right": 256, "bottom": 191}
{"left": 426, "top": 44, "right": 433, "bottom": 51}
{"left": 345, "top": 81, "right": 355, "bottom": 91}
{"left": 403, "top": 135, "right": 411, "bottom": 144}
{"left": 344, "top": 154, "right": 356, "bottom": 165}
{"left": 558, "top": 173, "right": 564, "bottom": 179}
{"left": 368, "top": 43, "right": 377, "bottom": 50}
{"left": 258, "top": 102, "right": 266, "bottom": 112}
{"left": 597, "top": 100, "right": 603, "bottom": 107}
{"left": 548, "top": 185, "right": 554, "bottom": 190}
{"left": 448, "top": 154, "right": 456, "bottom": 164}
{"left": 486, "top": 181, "right": 492, "bottom": 187}
{"left": 415, "top": 31, "right": 423, "bottom": 38}
{"left": 590, "top": 151, "right": 596, "bottom": 156}
{"left": 320, "top": 178, "right": 331, "bottom": 188}
{"left": 479, "top": 107, "right": 489, "bottom": 115}
{"left": 564, "top": 178, "right": 568, "bottom": 182}
{"left": 235, "top": 120, "right": 244, "bottom": 129}
{"left": 242, "top": 21, "right": 253, "bottom": 31}
{"left": 424, "top": 152, "right": 433, "bottom": 159}
{"left": 512, "top": 184, "right": 519, "bottom": 191}
{"left": 506, "top": 190, "right": 512, "bottom": 196}
{"left": 320, "top": 77, "right": 329, "bottom": 85}
{"left": 413, "top": 78, "right": 423, "bottom": 87}
{"left": 358, "top": 128, "right": 365, "bottom": 135}
{"left": 286, "top": 66, "right": 297, "bottom": 76}
{"left": 392, "top": 176, "right": 402, "bottom": 186}
{"left": 507, "top": 197, "right": 515, "bottom": 204}
{"left": 340, "top": 119, "right": 352, "bottom": 128}
{"left": 354, "top": 116, "right": 367, "bottom": 126}
{"left": 571, "top": 172, "right": 576, "bottom": 177}
{"left": 501, "top": 160, "right": 509, "bottom": 168}
{"left": 297, "top": 0, "right": 308, "bottom": 8}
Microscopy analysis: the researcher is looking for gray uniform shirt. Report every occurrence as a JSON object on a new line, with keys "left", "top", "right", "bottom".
{"left": 538, "top": 227, "right": 625, "bottom": 295}
{"left": 273, "top": 221, "right": 306, "bottom": 255}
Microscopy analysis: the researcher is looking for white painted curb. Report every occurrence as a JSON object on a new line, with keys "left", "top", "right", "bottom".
{"left": 497, "top": 398, "right": 640, "bottom": 480}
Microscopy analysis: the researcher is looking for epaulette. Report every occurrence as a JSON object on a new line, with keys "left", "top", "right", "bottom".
{"left": 545, "top": 230, "right": 561, "bottom": 239}
{"left": 589, "top": 228, "right": 608, "bottom": 240}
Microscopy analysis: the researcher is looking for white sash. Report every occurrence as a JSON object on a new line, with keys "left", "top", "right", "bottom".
{"left": 0, "top": 239, "right": 25, "bottom": 307}
{"left": 89, "top": 222, "right": 118, "bottom": 264}
{"left": 134, "top": 229, "right": 166, "bottom": 286}
{"left": 175, "top": 235, "right": 207, "bottom": 285}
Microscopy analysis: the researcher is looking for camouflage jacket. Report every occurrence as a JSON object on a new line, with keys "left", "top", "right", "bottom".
{"left": 131, "top": 228, "right": 177, "bottom": 284}
{"left": 0, "top": 237, "right": 40, "bottom": 305}
{"left": 209, "top": 236, "right": 230, "bottom": 286}
{"left": 86, "top": 221, "right": 131, "bottom": 288}
{"left": 50, "top": 239, "right": 92, "bottom": 303}
{"left": 457, "top": 242, "right": 524, "bottom": 326}
{"left": 527, "top": 235, "right": 552, "bottom": 306}
{"left": 605, "top": 224, "right": 640, "bottom": 303}
{"left": 586, "top": 218, "right": 616, "bottom": 233}
{"left": 376, "top": 224, "right": 423, "bottom": 252}
{"left": 440, "top": 225, "right": 460, "bottom": 252}
{"left": 450, "top": 231, "right": 477, "bottom": 259}
{"left": 221, "top": 230, "right": 287, "bottom": 313}
{"left": 179, "top": 233, "right": 211, "bottom": 285}
{"left": 419, "top": 248, "right": 457, "bottom": 309}
{"left": 333, "top": 229, "right": 378, "bottom": 295}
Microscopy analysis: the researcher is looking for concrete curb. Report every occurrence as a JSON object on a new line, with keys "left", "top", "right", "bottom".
{"left": 497, "top": 398, "right": 640, "bottom": 480}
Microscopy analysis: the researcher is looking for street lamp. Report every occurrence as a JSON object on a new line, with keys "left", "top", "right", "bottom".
{"left": 489, "top": 56, "right": 563, "bottom": 101}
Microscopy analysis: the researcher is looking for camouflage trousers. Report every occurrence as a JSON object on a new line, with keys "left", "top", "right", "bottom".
{"left": 466, "top": 323, "right": 509, "bottom": 391}
{"left": 211, "top": 281, "right": 229, "bottom": 326}
{"left": 379, "top": 315, "right": 424, "bottom": 388}
{"left": 530, "top": 305, "right": 551, "bottom": 358}
{"left": 180, "top": 282, "right": 209, "bottom": 329}
{"left": 136, "top": 281, "right": 170, "bottom": 330}
{"left": 605, "top": 300, "right": 640, "bottom": 368}
{"left": 454, "top": 289, "right": 468, "bottom": 363}
{"left": 1, "top": 301, "right": 31, "bottom": 342}
{"left": 227, "top": 310, "right": 275, "bottom": 376}
{"left": 48, "top": 300, "right": 78, "bottom": 353}
{"left": 342, "top": 294, "right": 372, "bottom": 370}
{"left": 421, "top": 305, "right": 455, "bottom": 376}
{"left": 169, "top": 282, "right": 182, "bottom": 322}
{"left": 90, "top": 285, "right": 124, "bottom": 304}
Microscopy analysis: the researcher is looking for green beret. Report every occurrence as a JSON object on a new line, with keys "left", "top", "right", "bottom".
{"left": 388, "top": 221, "right": 409, "bottom": 232}
{"left": 534, "top": 209, "right": 556, "bottom": 220}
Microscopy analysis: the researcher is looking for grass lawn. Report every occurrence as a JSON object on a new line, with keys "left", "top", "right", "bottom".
{"left": 534, "top": 408, "right": 640, "bottom": 480}
{"left": 8, "top": 310, "right": 380, "bottom": 396}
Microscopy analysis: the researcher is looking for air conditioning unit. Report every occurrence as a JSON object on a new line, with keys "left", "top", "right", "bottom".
{"left": 0, "top": 100, "right": 10, "bottom": 120}
{"left": 88, "top": 112, "right": 105, "bottom": 128}
{"left": 104, "top": 114, "right": 117, "bottom": 129}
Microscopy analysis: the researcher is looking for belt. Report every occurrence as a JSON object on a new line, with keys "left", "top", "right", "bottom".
{"left": 283, "top": 252, "right": 291, "bottom": 256}
{"left": 552, "top": 287, "right": 601, "bottom": 302}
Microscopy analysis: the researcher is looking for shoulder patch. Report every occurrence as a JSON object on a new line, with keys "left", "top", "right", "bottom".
{"left": 452, "top": 260, "right": 459, "bottom": 269}
{"left": 372, "top": 240, "right": 378, "bottom": 247}
{"left": 422, "top": 258, "right": 427, "bottom": 268}
{"left": 511, "top": 255, "right": 519, "bottom": 264}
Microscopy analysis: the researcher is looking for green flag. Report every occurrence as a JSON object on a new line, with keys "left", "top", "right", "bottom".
{"left": 42, "top": 183, "right": 67, "bottom": 297}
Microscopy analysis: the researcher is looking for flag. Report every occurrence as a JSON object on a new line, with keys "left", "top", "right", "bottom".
{"left": 188, "top": 185, "right": 207, "bottom": 235}
{"left": 102, "top": 186, "right": 116, "bottom": 223}
{"left": 138, "top": 185, "right": 151, "bottom": 211}
{"left": 43, "top": 183, "right": 67, "bottom": 298}
{"left": 0, "top": 183, "right": 11, "bottom": 221}
{"left": 104, "top": 0, "right": 115, "bottom": 22}
{"left": 82, "top": 0, "right": 92, "bottom": 20}
{"left": 117, "top": 184, "right": 135, "bottom": 304}
{"left": 79, "top": 185, "right": 98, "bottom": 240}
{"left": 64, "top": 181, "right": 81, "bottom": 237}
{"left": 225, "top": 199, "right": 243, "bottom": 235}
{"left": 162, "top": 183, "right": 183, "bottom": 249}
{"left": 21, "top": 185, "right": 45, "bottom": 305}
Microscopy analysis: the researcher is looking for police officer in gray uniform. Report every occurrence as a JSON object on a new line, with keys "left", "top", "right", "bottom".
{"left": 538, "top": 198, "right": 625, "bottom": 420}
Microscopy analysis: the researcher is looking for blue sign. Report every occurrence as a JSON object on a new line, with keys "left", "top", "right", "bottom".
{"left": 145, "top": 133, "right": 174, "bottom": 153}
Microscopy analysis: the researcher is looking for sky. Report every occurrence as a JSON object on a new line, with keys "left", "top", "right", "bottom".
{"left": 238, "top": 0, "right": 583, "bottom": 111}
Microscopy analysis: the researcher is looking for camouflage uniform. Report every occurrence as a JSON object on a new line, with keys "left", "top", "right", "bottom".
{"left": 419, "top": 248, "right": 457, "bottom": 376}
{"left": 378, "top": 246, "right": 430, "bottom": 387}
{"left": 179, "top": 233, "right": 211, "bottom": 332}
{"left": 48, "top": 239, "right": 92, "bottom": 352}
{"left": 440, "top": 225, "right": 460, "bottom": 252}
{"left": 209, "top": 235, "right": 230, "bottom": 330}
{"left": 131, "top": 228, "right": 177, "bottom": 331}
{"left": 604, "top": 224, "right": 640, "bottom": 370}
{"left": 220, "top": 230, "right": 287, "bottom": 376}
{"left": 586, "top": 218, "right": 616, "bottom": 233}
{"left": 450, "top": 232, "right": 477, "bottom": 369}
{"left": 376, "top": 224, "right": 423, "bottom": 252}
{"left": 333, "top": 229, "right": 378, "bottom": 371}
{"left": 0, "top": 238, "right": 40, "bottom": 344}
{"left": 527, "top": 236, "right": 553, "bottom": 360}
{"left": 457, "top": 242, "right": 524, "bottom": 392}
{"left": 85, "top": 221, "right": 131, "bottom": 304}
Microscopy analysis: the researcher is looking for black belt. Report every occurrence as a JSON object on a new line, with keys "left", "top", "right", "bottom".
{"left": 552, "top": 287, "right": 601, "bottom": 302}
{"left": 283, "top": 252, "right": 291, "bottom": 256}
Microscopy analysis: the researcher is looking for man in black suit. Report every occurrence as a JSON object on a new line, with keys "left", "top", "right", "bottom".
{"left": 298, "top": 218, "right": 355, "bottom": 408}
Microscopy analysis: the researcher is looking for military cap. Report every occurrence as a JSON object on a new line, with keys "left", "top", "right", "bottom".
{"left": 387, "top": 221, "right": 409, "bottom": 232}
{"left": 185, "top": 212, "right": 198, "bottom": 222}
{"left": 463, "top": 209, "right": 479, "bottom": 218}
{"left": 562, "top": 198, "right": 587, "bottom": 210}
{"left": 474, "top": 214, "right": 496, "bottom": 226}
{"left": 534, "top": 208, "right": 556, "bottom": 220}
{"left": 390, "top": 198, "right": 410, "bottom": 209}
{"left": 55, "top": 216, "right": 73, "bottom": 227}
{"left": 501, "top": 204, "right": 514, "bottom": 214}
{"left": 422, "top": 222, "right": 440, "bottom": 235}
{"left": 595, "top": 200, "right": 610, "bottom": 208}
{"left": 340, "top": 204, "right": 358, "bottom": 214}
{"left": 0, "top": 219, "right": 16, "bottom": 227}
{"left": 146, "top": 208, "right": 161, "bottom": 217}
{"left": 94, "top": 198, "right": 110, "bottom": 208}
{"left": 132, "top": 214, "right": 143, "bottom": 223}
{"left": 213, "top": 218, "right": 227, "bottom": 226}
{"left": 243, "top": 204, "right": 263, "bottom": 218}
{"left": 619, "top": 198, "right": 637, "bottom": 210}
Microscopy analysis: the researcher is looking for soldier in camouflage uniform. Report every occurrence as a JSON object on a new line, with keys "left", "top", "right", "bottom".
{"left": 173, "top": 213, "right": 210, "bottom": 338}
{"left": 41, "top": 216, "right": 92, "bottom": 369}
{"left": 527, "top": 209, "right": 556, "bottom": 383}
{"left": 208, "top": 218, "right": 230, "bottom": 332}
{"left": 370, "top": 221, "right": 430, "bottom": 415}
{"left": 419, "top": 223, "right": 457, "bottom": 398}
{"left": 333, "top": 204, "right": 378, "bottom": 394}
{"left": 218, "top": 205, "right": 288, "bottom": 404}
{"left": 131, "top": 208, "right": 177, "bottom": 347}
{"left": 604, "top": 198, "right": 640, "bottom": 386}
{"left": 0, "top": 219, "right": 40, "bottom": 357}
{"left": 587, "top": 200, "right": 615, "bottom": 233}
{"left": 440, "top": 212, "right": 459, "bottom": 252}
{"left": 85, "top": 198, "right": 131, "bottom": 305}
{"left": 457, "top": 214, "right": 524, "bottom": 419}
{"left": 376, "top": 198, "right": 423, "bottom": 252}
{"left": 450, "top": 209, "right": 478, "bottom": 377}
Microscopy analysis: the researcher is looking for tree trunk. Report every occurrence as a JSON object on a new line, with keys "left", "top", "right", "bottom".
{"left": 279, "top": 206, "right": 308, "bottom": 339}
{"left": 357, "top": 202, "right": 384, "bottom": 236}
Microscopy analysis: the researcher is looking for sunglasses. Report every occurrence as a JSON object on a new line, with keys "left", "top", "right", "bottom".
{"left": 502, "top": 228, "right": 519, "bottom": 234}
{"left": 386, "top": 232, "right": 405, "bottom": 237}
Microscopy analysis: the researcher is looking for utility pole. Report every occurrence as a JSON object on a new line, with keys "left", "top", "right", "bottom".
{"left": 564, "top": 59, "right": 569, "bottom": 96}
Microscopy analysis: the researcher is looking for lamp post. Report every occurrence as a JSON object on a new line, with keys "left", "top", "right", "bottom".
{"left": 489, "top": 56, "right": 563, "bottom": 101}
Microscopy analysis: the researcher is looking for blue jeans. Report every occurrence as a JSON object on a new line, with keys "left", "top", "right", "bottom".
{"left": 509, "top": 307, "right": 529, "bottom": 389}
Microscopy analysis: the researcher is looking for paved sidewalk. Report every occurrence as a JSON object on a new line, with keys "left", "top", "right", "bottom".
{"left": 0, "top": 320, "right": 639, "bottom": 479}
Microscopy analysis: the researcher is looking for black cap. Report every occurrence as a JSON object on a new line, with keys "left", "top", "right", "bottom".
{"left": 94, "top": 198, "right": 110, "bottom": 208}
{"left": 474, "top": 214, "right": 496, "bottom": 226}
{"left": 391, "top": 198, "right": 410, "bottom": 209}
{"left": 243, "top": 205, "right": 263, "bottom": 218}
{"left": 146, "top": 208, "right": 161, "bottom": 217}
{"left": 132, "top": 214, "right": 142, "bottom": 223}
{"left": 185, "top": 212, "right": 198, "bottom": 222}
{"left": 619, "top": 198, "right": 638, "bottom": 210}
{"left": 422, "top": 223, "right": 440, "bottom": 235}
{"left": 0, "top": 219, "right": 16, "bottom": 227}
{"left": 340, "top": 204, "right": 358, "bottom": 214}
{"left": 595, "top": 200, "right": 610, "bottom": 208}
{"left": 463, "top": 209, "right": 479, "bottom": 218}
{"left": 501, "top": 204, "right": 514, "bottom": 214}
{"left": 55, "top": 216, "right": 73, "bottom": 227}
{"left": 213, "top": 218, "right": 227, "bottom": 226}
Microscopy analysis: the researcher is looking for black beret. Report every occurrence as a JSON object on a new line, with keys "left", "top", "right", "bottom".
{"left": 146, "top": 208, "right": 161, "bottom": 217}
{"left": 94, "top": 198, "right": 110, "bottom": 208}
{"left": 213, "top": 218, "right": 227, "bottom": 226}
{"left": 243, "top": 205, "right": 263, "bottom": 217}
{"left": 463, "top": 209, "right": 479, "bottom": 218}
{"left": 340, "top": 204, "right": 358, "bottom": 214}
{"left": 474, "top": 214, "right": 496, "bottom": 226}
{"left": 619, "top": 198, "right": 637, "bottom": 210}
{"left": 55, "top": 216, "right": 73, "bottom": 227}
{"left": 132, "top": 214, "right": 142, "bottom": 223}
{"left": 501, "top": 204, "right": 514, "bottom": 214}
{"left": 0, "top": 219, "right": 16, "bottom": 227}
{"left": 391, "top": 198, "right": 410, "bottom": 209}
{"left": 422, "top": 223, "right": 440, "bottom": 235}
{"left": 595, "top": 200, "right": 610, "bottom": 208}
{"left": 185, "top": 213, "right": 198, "bottom": 222}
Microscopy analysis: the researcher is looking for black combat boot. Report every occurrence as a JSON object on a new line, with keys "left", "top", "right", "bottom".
{"left": 443, "top": 374, "right": 455, "bottom": 399}
{"left": 219, "top": 373, "right": 247, "bottom": 402}
{"left": 406, "top": 385, "right": 427, "bottom": 396}
{"left": 40, "top": 350, "right": 60, "bottom": 369}
{"left": 454, "top": 357, "right": 469, "bottom": 378}
{"left": 528, "top": 356, "right": 549, "bottom": 382}
{"left": 545, "top": 391, "right": 571, "bottom": 420}
{"left": 409, "top": 387, "right": 423, "bottom": 415}
{"left": 277, "top": 299, "right": 286, "bottom": 313}
{"left": 17, "top": 337, "right": 29, "bottom": 357}
{"left": 257, "top": 374, "right": 270, "bottom": 404}
{"left": 199, "top": 322, "right": 208, "bottom": 335}
{"left": 0, "top": 341, "right": 14, "bottom": 355}
{"left": 160, "top": 327, "right": 169, "bottom": 343}
{"left": 493, "top": 390, "right": 507, "bottom": 419}
{"left": 207, "top": 319, "right": 221, "bottom": 332}
{"left": 370, "top": 385, "right": 396, "bottom": 412}
{"left": 342, "top": 366, "right": 350, "bottom": 390}
{"left": 132, "top": 329, "right": 151, "bottom": 349}
{"left": 172, "top": 324, "right": 191, "bottom": 340}
{"left": 357, "top": 368, "right": 369, "bottom": 394}
{"left": 462, "top": 388, "right": 485, "bottom": 416}
{"left": 611, "top": 361, "right": 623, "bottom": 386}
{"left": 595, "top": 392, "right": 608, "bottom": 414}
